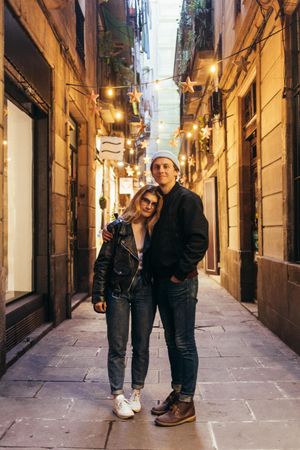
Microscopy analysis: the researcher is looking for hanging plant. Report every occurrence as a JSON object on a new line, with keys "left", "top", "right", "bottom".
{"left": 99, "top": 196, "right": 107, "bottom": 209}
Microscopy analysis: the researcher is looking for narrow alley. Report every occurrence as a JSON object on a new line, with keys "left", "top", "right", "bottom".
{"left": 1, "top": 272, "right": 300, "bottom": 450}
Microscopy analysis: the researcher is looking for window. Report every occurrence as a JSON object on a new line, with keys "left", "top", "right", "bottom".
{"left": 75, "top": 0, "right": 85, "bottom": 62}
{"left": 5, "top": 99, "right": 33, "bottom": 303}
{"left": 235, "top": 0, "right": 242, "bottom": 17}
{"left": 244, "top": 82, "right": 256, "bottom": 125}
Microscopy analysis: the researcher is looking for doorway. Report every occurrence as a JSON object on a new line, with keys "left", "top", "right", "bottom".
{"left": 68, "top": 118, "right": 79, "bottom": 298}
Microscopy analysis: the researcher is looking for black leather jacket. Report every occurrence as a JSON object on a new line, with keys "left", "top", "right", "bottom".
{"left": 92, "top": 219, "right": 151, "bottom": 304}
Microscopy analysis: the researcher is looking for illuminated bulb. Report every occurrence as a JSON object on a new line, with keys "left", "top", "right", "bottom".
{"left": 140, "top": 182, "right": 145, "bottom": 187}
{"left": 193, "top": 124, "right": 198, "bottom": 130}
{"left": 134, "top": 165, "right": 139, "bottom": 170}
{"left": 3, "top": 140, "right": 7, "bottom": 145}
{"left": 180, "top": 161, "right": 185, "bottom": 166}
{"left": 210, "top": 64, "right": 217, "bottom": 74}
{"left": 180, "top": 155, "right": 186, "bottom": 161}
{"left": 187, "top": 132, "right": 192, "bottom": 138}
{"left": 158, "top": 122, "right": 164, "bottom": 130}
{"left": 115, "top": 111, "right": 123, "bottom": 120}
{"left": 127, "top": 138, "right": 132, "bottom": 145}
{"left": 129, "top": 148, "right": 134, "bottom": 155}
{"left": 156, "top": 138, "right": 160, "bottom": 144}
{"left": 154, "top": 80, "right": 160, "bottom": 90}
{"left": 107, "top": 87, "right": 114, "bottom": 97}
{"left": 137, "top": 171, "right": 141, "bottom": 176}
{"left": 117, "top": 161, "right": 124, "bottom": 167}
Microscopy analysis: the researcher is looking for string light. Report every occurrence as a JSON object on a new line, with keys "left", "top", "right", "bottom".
{"left": 129, "top": 148, "right": 134, "bottom": 155}
{"left": 137, "top": 170, "right": 141, "bottom": 176}
{"left": 115, "top": 110, "right": 123, "bottom": 121}
{"left": 117, "top": 161, "right": 124, "bottom": 167}
{"left": 127, "top": 138, "right": 132, "bottom": 145}
{"left": 134, "top": 165, "right": 139, "bottom": 170}
{"left": 180, "top": 161, "right": 185, "bottom": 167}
{"left": 106, "top": 87, "right": 114, "bottom": 97}
{"left": 156, "top": 138, "right": 160, "bottom": 144}
{"left": 186, "top": 132, "right": 192, "bottom": 139}
{"left": 180, "top": 155, "right": 186, "bottom": 161}
{"left": 193, "top": 124, "right": 198, "bottom": 130}
{"left": 154, "top": 80, "right": 160, "bottom": 90}
{"left": 210, "top": 64, "right": 217, "bottom": 74}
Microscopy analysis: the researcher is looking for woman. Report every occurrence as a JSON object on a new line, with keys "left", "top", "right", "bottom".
{"left": 92, "top": 185, "right": 162, "bottom": 419}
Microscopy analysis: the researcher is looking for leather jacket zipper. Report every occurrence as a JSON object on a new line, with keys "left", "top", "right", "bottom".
{"left": 121, "top": 241, "right": 139, "bottom": 292}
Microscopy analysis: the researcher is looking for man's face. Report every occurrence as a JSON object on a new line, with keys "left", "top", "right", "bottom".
{"left": 151, "top": 157, "right": 178, "bottom": 187}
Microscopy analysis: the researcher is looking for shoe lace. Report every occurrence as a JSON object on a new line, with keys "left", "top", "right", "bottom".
{"left": 131, "top": 390, "right": 140, "bottom": 401}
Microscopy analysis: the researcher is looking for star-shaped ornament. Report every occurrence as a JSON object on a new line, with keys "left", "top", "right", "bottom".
{"left": 137, "top": 120, "right": 147, "bottom": 136}
{"left": 234, "top": 56, "right": 250, "bottom": 74}
{"left": 126, "top": 166, "right": 134, "bottom": 177}
{"left": 128, "top": 87, "right": 143, "bottom": 104}
{"left": 201, "top": 125, "right": 212, "bottom": 139}
{"left": 89, "top": 89, "right": 99, "bottom": 114}
{"left": 188, "top": 156, "right": 195, "bottom": 167}
{"left": 169, "top": 138, "right": 178, "bottom": 148}
{"left": 143, "top": 156, "right": 150, "bottom": 164}
{"left": 180, "top": 76, "right": 198, "bottom": 94}
{"left": 174, "top": 127, "right": 184, "bottom": 139}
{"left": 140, "top": 141, "right": 148, "bottom": 149}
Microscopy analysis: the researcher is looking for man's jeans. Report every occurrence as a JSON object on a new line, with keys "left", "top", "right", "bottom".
{"left": 106, "top": 272, "right": 156, "bottom": 395}
{"left": 154, "top": 277, "right": 198, "bottom": 401}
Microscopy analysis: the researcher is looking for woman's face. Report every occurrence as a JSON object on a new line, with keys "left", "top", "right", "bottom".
{"left": 140, "top": 192, "right": 159, "bottom": 218}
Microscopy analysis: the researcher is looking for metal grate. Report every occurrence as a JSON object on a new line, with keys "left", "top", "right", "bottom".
{"left": 6, "top": 307, "right": 45, "bottom": 352}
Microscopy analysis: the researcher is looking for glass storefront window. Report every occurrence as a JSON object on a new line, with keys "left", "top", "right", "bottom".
{"left": 5, "top": 100, "right": 33, "bottom": 303}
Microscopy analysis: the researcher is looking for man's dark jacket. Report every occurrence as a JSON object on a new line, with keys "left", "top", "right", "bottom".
{"left": 150, "top": 182, "right": 209, "bottom": 281}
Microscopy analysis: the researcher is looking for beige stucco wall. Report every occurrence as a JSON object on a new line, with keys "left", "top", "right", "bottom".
{"left": 259, "top": 21, "right": 285, "bottom": 259}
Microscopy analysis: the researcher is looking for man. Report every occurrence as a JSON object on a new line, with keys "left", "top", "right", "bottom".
{"left": 101, "top": 150, "right": 208, "bottom": 426}
{"left": 149, "top": 150, "right": 208, "bottom": 426}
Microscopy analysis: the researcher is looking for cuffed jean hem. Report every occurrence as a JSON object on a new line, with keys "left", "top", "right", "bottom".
{"left": 111, "top": 389, "right": 124, "bottom": 396}
{"left": 172, "top": 383, "right": 182, "bottom": 392}
{"left": 179, "top": 394, "right": 193, "bottom": 402}
{"left": 132, "top": 383, "right": 144, "bottom": 390}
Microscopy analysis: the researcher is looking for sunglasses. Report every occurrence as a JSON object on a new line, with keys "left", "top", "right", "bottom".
{"left": 141, "top": 196, "right": 158, "bottom": 208}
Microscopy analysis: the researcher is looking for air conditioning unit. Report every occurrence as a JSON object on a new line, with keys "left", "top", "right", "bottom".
{"left": 283, "top": 0, "right": 299, "bottom": 15}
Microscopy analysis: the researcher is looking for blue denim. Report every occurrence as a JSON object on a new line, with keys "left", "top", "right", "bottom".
{"left": 154, "top": 277, "right": 198, "bottom": 401}
{"left": 106, "top": 272, "right": 156, "bottom": 395}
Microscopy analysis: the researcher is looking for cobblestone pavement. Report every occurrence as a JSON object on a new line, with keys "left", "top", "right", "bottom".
{"left": 1, "top": 272, "right": 300, "bottom": 449}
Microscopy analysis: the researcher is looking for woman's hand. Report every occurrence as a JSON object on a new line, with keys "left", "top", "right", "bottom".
{"left": 93, "top": 301, "right": 107, "bottom": 313}
{"left": 102, "top": 228, "right": 113, "bottom": 242}
{"left": 170, "top": 275, "right": 182, "bottom": 284}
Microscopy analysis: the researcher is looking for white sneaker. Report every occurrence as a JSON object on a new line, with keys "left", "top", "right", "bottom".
{"left": 128, "top": 389, "right": 142, "bottom": 413}
{"left": 113, "top": 394, "right": 134, "bottom": 419}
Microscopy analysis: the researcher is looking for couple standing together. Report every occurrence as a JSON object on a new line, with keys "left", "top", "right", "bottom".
{"left": 92, "top": 151, "right": 209, "bottom": 427}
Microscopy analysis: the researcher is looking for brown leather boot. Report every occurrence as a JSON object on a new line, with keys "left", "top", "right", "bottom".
{"left": 154, "top": 400, "right": 196, "bottom": 426}
{"left": 151, "top": 390, "right": 180, "bottom": 416}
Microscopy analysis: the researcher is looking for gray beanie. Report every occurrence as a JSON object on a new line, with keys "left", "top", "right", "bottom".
{"left": 150, "top": 150, "right": 180, "bottom": 171}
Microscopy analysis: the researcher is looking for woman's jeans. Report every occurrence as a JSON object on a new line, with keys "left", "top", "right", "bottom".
{"left": 153, "top": 277, "right": 198, "bottom": 401}
{"left": 106, "top": 273, "right": 156, "bottom": 395}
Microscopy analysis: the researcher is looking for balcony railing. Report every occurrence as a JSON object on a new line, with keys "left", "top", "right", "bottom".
{"left": 174, "top": 0, "right": 213, "bottom": 79}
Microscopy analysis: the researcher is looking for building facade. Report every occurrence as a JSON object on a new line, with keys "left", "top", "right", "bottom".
{"left": 0, "top": 0, "right": 99, "bottom": 375}
{"left": 176, "top": 0, "right": 300, "bottom": 352}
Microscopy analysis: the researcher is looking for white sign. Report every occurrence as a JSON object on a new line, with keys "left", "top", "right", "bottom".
{"left": 119, "top": 177, "right": 134, "bottom": 195}
{"left": 99, "top": 136, "right": 124, "bottom": 161}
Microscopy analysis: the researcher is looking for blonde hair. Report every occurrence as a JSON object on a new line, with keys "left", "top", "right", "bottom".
{"left": 121, "top": 184, "right": 162, "bottom": 235}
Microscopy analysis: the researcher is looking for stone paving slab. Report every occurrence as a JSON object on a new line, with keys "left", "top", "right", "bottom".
{"left": 212, "top": 421, "right": 300, "bottom": 449}
{"left": 1, "top": 272, "right": 300, "bottom": 449}
{"left": 106, "top": 421, "right": 215, "bottom": 449}
{"left": 0, "top": 419, "right": 109, "bottom": 448}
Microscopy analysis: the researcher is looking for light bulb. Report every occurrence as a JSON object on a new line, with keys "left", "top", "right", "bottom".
{"left": 187, "top": 132, "right": 192, "bottom": 138}
{"left": 129, "top": 148, "right": 134, "bottom": 155}
{"left": 107, "top": 87, "right": 114, "bottom": 97}
{"left": 127, "top": 138, "right": 132, "bottom": 145}
{"left": 210, "top": 64, "right": 217, "bottom": 74}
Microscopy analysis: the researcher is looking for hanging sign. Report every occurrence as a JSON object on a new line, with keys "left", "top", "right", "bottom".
{"left": 119, "top": 177, "right": 134, "bottom": 195}
{"left": 99, "top": 136, "right": 124, "bottom": 161}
